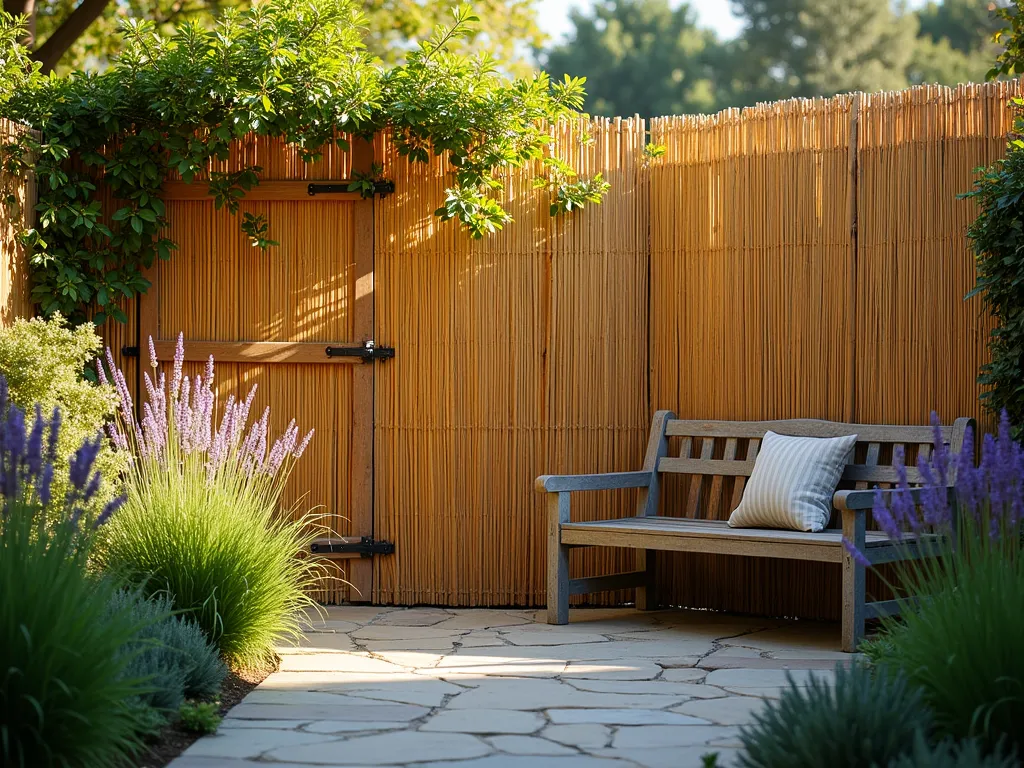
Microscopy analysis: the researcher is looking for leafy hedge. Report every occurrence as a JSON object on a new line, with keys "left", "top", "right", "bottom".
{"left": 0, "top": 0, "right": 606, "bottom": 324}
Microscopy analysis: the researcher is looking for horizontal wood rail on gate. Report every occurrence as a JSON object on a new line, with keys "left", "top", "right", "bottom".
{"left": 149, "top": 340, "right": 368, "bottom": 364}
{"left": 161, "top": 180, "right": 364, "bottom": 201}
{"left": 537, "top": 410, "right": 973, "bottom": 653}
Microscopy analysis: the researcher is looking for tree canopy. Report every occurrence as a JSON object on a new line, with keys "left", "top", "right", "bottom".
{"left": 4, "top": 0, "right": 544, "bottom": 74}
{"left": 541, "top": 0, "right": 731, "bottom": 119}
{"left": 544, "top": 0, "right": 1011, "bottom": 117}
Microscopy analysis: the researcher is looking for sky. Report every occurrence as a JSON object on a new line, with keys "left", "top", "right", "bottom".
{"left": 535, "top": 0, "right": 746, "bottom": 42}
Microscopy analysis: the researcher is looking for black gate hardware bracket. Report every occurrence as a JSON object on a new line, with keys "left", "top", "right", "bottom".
{"left": 325, "top": 340, "right": 395, "bottom": 362}
{"left": 307, "top": 181, "right": 395, "bottom": 198}
{"left": 310, "top": 536, "right": 395, "bottom": 558}
{"left": 121, "top": 345, "right": 139, "bottom": 357}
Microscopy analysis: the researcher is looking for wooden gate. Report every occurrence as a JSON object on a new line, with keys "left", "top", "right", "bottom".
{"left": 138, "top": 138, "right": 380, "bottom": 602}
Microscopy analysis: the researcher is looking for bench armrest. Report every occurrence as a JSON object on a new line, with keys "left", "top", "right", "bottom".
{"left": 535, "top": 471, "right": 653, "bottom": 493}
{"left": 833, "top": 486, "right": 954, "bottom": 511}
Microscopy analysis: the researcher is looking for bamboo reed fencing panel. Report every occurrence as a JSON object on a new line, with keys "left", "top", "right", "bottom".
{"left": 855, "top": 83, "right": 1018, "bottom": 433}
{"left": 0, "top": 119, "right": 35, "bottom": 326}
{"left": 373, "top": 118, "right": 650, "bottom": 605}
{"left": 91, "top": 79, "right": 1017, "bottom": 617}
{"left": 108, "top": 134, "right": 365, "bottom": 604}
{"left": 647, "top": 80, "right": 1018, "bottom": 620}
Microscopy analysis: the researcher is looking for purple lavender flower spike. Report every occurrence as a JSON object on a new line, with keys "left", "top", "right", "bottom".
{"left": 83, "top": 471, "right": 102, "bottom": 502}
{"left": 842, "top": 539, "right": 871, "bottom": 568}
{"left": 872, "top": 488, "right": 903, "bottom": 541}
{"left": 93, "top": 495, "right": 126, "bottom": 528}
{"left": 68, "top": 436, "right": 101, "bottom": 491}
{"left": 171, "top": 332, "right": 184, "bottom": 400}
{"left": 981, "top": 432, "right": 1004, "bottom": 513}
{"left": 46, "top": 407, "right": 61, "bottom": 462}
{"left": 96, "top": 358, "right": 109, "bottom": 386}
{"left": 148, "top": 335, "right": 158, "bottom": 369}
{"left": 26, "top": 404, "right": 44, "bottom": 477}
{"left": 37, "top": 463, "right": 54, "bottom": 506}
{"left": 295, "top": 429, "right": 314, "bottom": 458}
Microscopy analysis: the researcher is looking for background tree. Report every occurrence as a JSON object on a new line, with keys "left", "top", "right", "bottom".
{"left": 728, "top": 0, "right": 918, "bottom": 102}
{"left": 908, "top": 0, "right": 1008, "bottom": 85}
{"left": 6, "top": 0, "right": 544, "bottom": 74}
{"left": 540, "top": 0, "right": 730, "bottom": 118}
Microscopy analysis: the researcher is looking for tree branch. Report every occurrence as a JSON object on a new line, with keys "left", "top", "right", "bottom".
{"left": 31, "top": 0, "right": 111, "bottom": 73}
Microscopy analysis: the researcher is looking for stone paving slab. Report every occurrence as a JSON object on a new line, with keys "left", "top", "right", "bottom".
{"left": 169, "top": 607, "right": 847, "bottom": 768}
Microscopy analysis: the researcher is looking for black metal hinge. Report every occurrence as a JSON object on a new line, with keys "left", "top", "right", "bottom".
{"left": 310, "top": 536, "right": 395, "bottom": 558}
{"left": 325, "top": 340, "right": 395, "bottom": 362}
{"left": 307, "top": 181, "right": 395, "bottom": 198}
{"left": 121, "top": 345, "right": 139, "bottom": 357}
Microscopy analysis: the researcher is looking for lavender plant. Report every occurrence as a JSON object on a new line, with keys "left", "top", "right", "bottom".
{"left": 99, "top": 335, "right": 325, "bottom": 668}
{"left": 854, "top": 412, "right": 1024, "bottom": 757}
{"left": 0, "top": 374, "right": 148, "bottom": 768}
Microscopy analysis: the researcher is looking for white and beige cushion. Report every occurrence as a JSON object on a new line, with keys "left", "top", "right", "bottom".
{"left": 727, "top": 431, "right": 858, "bottom": 532}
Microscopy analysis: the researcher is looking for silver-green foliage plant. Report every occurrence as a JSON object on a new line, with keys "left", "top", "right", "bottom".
{"left": 0, "top": 1, "right": 604, "bottom": 324}
{"left": 0, "top": 314, "right": 127, "bottom": 518}
{"left": 853, "top": 414, "right": 1024, "bottom": 756}
{"left": 888, "top": 733, "right": 1018, "bottom": 768}
{"left": 106, "top": 589, "right": 227, "bottom": 713}
{"left": 0, "top": 376, "right": 148, "bottom": 768}
{"left": 736, "top": 664, "right": 932, "bottom": 768}
{"left": 99, "top": 336, "right": 324, "bottom": 669}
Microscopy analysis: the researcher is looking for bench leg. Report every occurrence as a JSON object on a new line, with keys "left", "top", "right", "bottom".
{"left": 546, "top": 492, "right": 570, "bottom": 624}
{"left": 841, "top": 509, "right": 867, "bottom": 652}
{"left": 635, "top": 549, "right": 656, "bottom": 610}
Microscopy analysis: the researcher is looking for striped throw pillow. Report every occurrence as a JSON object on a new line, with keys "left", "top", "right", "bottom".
{"left": 727, "top": 431, "right": 858, "bottom": 532}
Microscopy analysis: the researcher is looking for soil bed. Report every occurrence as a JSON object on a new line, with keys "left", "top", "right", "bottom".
{"left": 136, "top": 662, "right": 276, "bottom": 768}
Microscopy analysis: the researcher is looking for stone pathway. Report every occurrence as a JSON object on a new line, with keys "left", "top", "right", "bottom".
{"left": 169, "top": 608, "right": 851, "bottom": 768}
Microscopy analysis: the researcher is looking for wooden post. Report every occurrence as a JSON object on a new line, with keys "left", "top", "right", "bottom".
{"left": 546, "top": 491, "right": 570, "bottom": 624}
{"left": 635, "top": 409, "right": 673, "bottom": 610}
{"left": 348, "top": 135, "right": 375, "bottom": 603}
{"left": 841, "top": 507, "right": 866, "bottom": 652}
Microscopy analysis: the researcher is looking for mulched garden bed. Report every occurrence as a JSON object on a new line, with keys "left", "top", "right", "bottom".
{"left": 136, "top": 659, "right": 278, "bottom": 768}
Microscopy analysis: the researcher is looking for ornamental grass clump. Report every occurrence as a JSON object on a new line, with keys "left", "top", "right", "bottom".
{"left": 852, "top": 412, "right": 1024, "bottom": 757}
{"left": 736, "top": 664, "right": 931, "bottom": 768}
{"left": 0, "top": 376, "right": 149, "bottom": 768}
{"left": 100, "top": 335, "right": 322, "bottom": 669}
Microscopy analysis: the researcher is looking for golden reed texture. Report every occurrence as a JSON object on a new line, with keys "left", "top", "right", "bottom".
{"left": 0, "top": 80, "right": 993, "bottom": 616}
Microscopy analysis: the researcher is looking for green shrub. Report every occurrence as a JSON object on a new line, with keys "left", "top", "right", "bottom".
{"left": 102, "top": 464, "right": 323, "bottom": 668}
{"left": 861, "top": 418, "right": 1024, "bottom": 756}
{"left": 737, "top": 664, "right": 931, "bottom": 768}
{"left": 867, "top": 542, "right": 1024, "bottom": 755}
{"left": 0, "top": 314, "right": 127, "bottom": 519}
{"left": 107, "top": 589, "right": 227, "bottom": 712}
{"left": 100, "top": 337, "right": 323, "bottom": 669}
{"left": 178, "top": 701, "right": 222, "bottom": 735}
{"left": 888, "top": 733, "right": 1018, "bottom": 768}
{"left": 0, "top": 383, "right": 148, "bottom": 768}
{"left": 964, "top": 96, "right": 1024, "bottom": 436}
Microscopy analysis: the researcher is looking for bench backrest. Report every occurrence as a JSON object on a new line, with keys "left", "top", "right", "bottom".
{"left": 638, "top": 411, "right": 974, "bottom": 523}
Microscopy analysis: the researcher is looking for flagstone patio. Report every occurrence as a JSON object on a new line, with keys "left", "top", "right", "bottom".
{"left": 168, "top": 607, "right": 852, "bottom": 768}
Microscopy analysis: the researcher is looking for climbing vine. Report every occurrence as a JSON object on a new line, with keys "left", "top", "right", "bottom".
{"left": 0, "top": 1, "right": 607, "bottom": 324}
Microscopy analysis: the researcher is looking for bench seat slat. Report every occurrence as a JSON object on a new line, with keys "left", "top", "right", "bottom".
{"left": 561, "top": 516, "right": 894, "bottom": 546}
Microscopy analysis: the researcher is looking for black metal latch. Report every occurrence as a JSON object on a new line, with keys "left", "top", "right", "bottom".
{"left": 325, "top": 340, "right": 395, "bottom": 362}
{"left": 307, "top": 181, "right": 395, "bottom": 198}
{"left": 310, "top": 536, "right": 395, "bottom": 558}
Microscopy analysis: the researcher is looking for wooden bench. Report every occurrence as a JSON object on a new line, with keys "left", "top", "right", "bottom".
{"left": 536, "top": 411, "right": 972, "bottom": 651}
